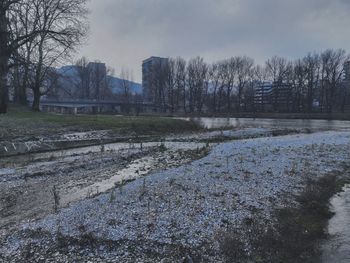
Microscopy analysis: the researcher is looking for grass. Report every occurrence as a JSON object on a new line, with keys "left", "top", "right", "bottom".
{"left": 0, "top": 106, "right": 200, "bottom": 140}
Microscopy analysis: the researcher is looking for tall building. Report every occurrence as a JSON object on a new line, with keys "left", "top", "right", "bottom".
{"left": 254, "top": 81, "right": 293, "bottom": 112}
{"left": 142, "top": 56, "right": 169, "bottom": 103}
{"left": 254, "top": 82, "right": 274, "bottom": 111}
{"left": 87, "top": 62, "right": 107, "bottom": 100}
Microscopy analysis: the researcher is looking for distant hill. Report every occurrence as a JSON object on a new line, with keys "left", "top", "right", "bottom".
{"left": 57, "top": 65, "right": 142, "bottom": 95}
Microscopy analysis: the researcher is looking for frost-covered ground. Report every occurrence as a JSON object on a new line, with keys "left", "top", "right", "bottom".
{"left": 1, "top": 131, "right": 350, "bottom": 262}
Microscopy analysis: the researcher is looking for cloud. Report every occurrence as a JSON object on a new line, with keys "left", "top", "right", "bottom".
{"left": 76, "top": 0, "right": 350, "bottom": 82}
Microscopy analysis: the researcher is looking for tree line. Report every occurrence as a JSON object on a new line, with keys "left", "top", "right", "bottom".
{"left": 0, "top": 0, "right": 88, "bottom": 113}
{"left": 1, "top": 2, "right": 349, "bottom": 115}
{"left": 148, "top": 50, "right": 350, "bottom": 114}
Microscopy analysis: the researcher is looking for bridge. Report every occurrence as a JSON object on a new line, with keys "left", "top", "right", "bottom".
{"left": 36, "top": 98, "right": 158, "bottom": 114}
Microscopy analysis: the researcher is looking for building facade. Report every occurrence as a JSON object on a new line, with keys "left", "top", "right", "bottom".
{"left": 254, "top": 82, "right": 274, "bottom": 111}
{"left": 254, "top": 81, "right": 293, "bottom": 112}
{"left": 87, "top": 62, "right": 107, "bottom": 100}
{"left": 142, "top": 56, "right": 169, "bottom": 104}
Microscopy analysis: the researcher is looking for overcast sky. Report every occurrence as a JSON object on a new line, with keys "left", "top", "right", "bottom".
{"left": 76, "top": 0, "right": 350, "bottom": 82}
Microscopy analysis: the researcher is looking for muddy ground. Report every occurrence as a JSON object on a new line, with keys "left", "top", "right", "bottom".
{"left": 0, "top": 143, "right": 210, "bottom": 230}
{"left": 0, "top": 127, "right": 291, "bottom": 230}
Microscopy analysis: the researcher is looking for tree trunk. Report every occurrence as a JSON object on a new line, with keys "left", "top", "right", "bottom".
{"left": 13, "top": 58, "right": 27, "bottom": 105}
{"left": 0, "top": 65, "right": 8, "bottom": 113}
{"left": 212, "top": 87, "right": 217, "bottom": 113}
{"left": 31, "top": 39, "right": 44, "bottom": 111}
{"left": 32, "top": 89, "right": 41, "bottom": 111}
{"left": 18, "top": 67, "right": 29, "bottom": 105}
{"left": 237, "top": 86, "right": 242, "bottom": 113}
{"left": 0, "top": 7, "right": 9, "bottom": 113}
{"left": 226, "top": 87, "right": 231, "bottom": 113}
{"left": 17, "top": 52, "right": 31, "bottom": 105}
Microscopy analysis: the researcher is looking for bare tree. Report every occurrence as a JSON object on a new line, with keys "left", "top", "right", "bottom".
{"left": 208, "top": 62, "right": 226, "bottom": 113}
{"left": 173, "top": 57, "right": 187, "bottom": 112}
{"left": 9, "top": 1, "right": 41, "bottom": 105}
{"left": 252, "top": 65, "right": 269, "bottom": 111}
{"left": 235, "top": 56, "right": 254, "bottom": 112}
{"left": 303, "top": 53, "right": 320, "bottom": 112}
{"left": 75, "top": 56, "right": 90, "bottom": 98}
{"left": 187, "top": 57, "right": 208, "bottom": 113}
{"left": 291, "top": 58, "right": 307, "bottom": 112}
{"left": 221, "top": 58, "right": 237, "bottom": 112}
{"left": 265, "top": 56, "right": 292, "bottom": 111}
{"left": 28, "top": 0, "right": 88, "bottom": 111}
{"left": 0, "top": 0, "right": 22, "bottom": 113}
{"left": 165, "top": 59, "right": 176, "bottom": 113}
{"left": 320, "top": 49, "right": 348, "bottom": 113}
{"left": 120, "top": 68, "right": 133, "bottom": 114}
{"left": 1, "top": 0, "right": 88, "bottom": 113}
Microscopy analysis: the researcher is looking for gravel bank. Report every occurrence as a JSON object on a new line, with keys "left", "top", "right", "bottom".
{"left": 1, "top": 131, "right": 350, "bottom": 262}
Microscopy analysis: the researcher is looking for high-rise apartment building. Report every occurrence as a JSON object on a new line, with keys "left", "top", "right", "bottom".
{"left": 87, "top": 62, "right": 107, "bottom": 100}
{"left": 142, "top": 56, "right": 169, "bottom": 103}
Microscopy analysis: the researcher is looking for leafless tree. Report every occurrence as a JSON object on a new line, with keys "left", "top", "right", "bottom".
{"left": 187, "top": 57, "right": 208, "bottom": 113}
{"left": 28, "top": 0, "right": 88, "bottom": 111}
{"left": 265, "top": 56, "right": 289, "bottom": 83}
{"left": 165, "top": 59, "right": 176, "bottom": 113}
{"left": 1, "top": 0, "right": 88, "bottom": 113}
{"left": 302, "top": 53, "right": 320, "bottom": 112}
{"left": 319, "top": 49, "right": 348, "bottom": 113}
{"left": 208, "top": 62, "right": 226, "bottom": 113}
{"left": 146, "top": 50, "right": 349, "bottom": 115}
{"left": 120, "top": 68, "right": 133, "bottom": 113}
{"left": 0, "top": 0, "right": 34, "bottom": 113}
{"left": 173, "top": 57, "right": 187, "bottom": 112}
{"left": 265, "top": 56, "right": 292, "bottom": 111}
{"left": 221, "top": 58, "right": 237, "bottom": 112}
{"left": 291, "top": 58, "right": 307, "bottom": 112}
{"left": 235, "top": 56, "right": 254, "bottom": 112}
{"left": 75, "top": 56, "right": 90, "bottom": 98}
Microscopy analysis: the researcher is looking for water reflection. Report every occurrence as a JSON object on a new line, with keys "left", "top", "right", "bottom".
{"left": 1, "top": 141, "right": 205, "bottom": 168}
{"left": 322, "top": 185, "right": 350, "bottom": 263}
{"left": 185, "top": 117, "right": 350, "bottom": 130}
{"left": 61, "top": 156, "right": 155, "bottom": 206}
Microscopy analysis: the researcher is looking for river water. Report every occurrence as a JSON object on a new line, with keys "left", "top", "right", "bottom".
{"left": 322, "top": 185, "right": 350, "bottom": 263}
{"left": 185, "top": 117, "right": 350, "bottom": 130}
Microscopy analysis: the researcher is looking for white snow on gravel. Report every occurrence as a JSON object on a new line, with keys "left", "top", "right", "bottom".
{"left": 16, "top": 131, "right": 350, "bottom": 251}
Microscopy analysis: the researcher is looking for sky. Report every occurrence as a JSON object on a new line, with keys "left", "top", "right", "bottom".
{"left": 76, "top": 0, "right": 350, "bottom": 82}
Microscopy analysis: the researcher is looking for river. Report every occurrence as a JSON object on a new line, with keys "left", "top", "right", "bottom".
{"left": 322, "top": 185, "right": 350, "bottom": 263}
{"left": 185, "top": 117, "right": 350, "bottom": 130}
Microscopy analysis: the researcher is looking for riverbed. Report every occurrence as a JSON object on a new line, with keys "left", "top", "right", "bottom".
{"left": 1, "top": 130, "right": 350, "bottom": 262}
{"left": 322, "top": 184, "right": 350, "bottom": 263}
{"left": 1, "top": 119, "right": 350, "bottom": 262}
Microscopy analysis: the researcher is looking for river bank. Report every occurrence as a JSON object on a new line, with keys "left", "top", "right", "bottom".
{"left": 0, "top": 107, "right": 200, "bottom": 142}
{"left": 1, "top": 130, "right": 349, "bottom": 262}
{"left": 322, "top": 183, "right": 350, "bottom": 263}
{"left": 159, "top": 112, "right": 350, "bottom": 121}
{"left": 0, "top": 127, "right": 291, "bottom": 230}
